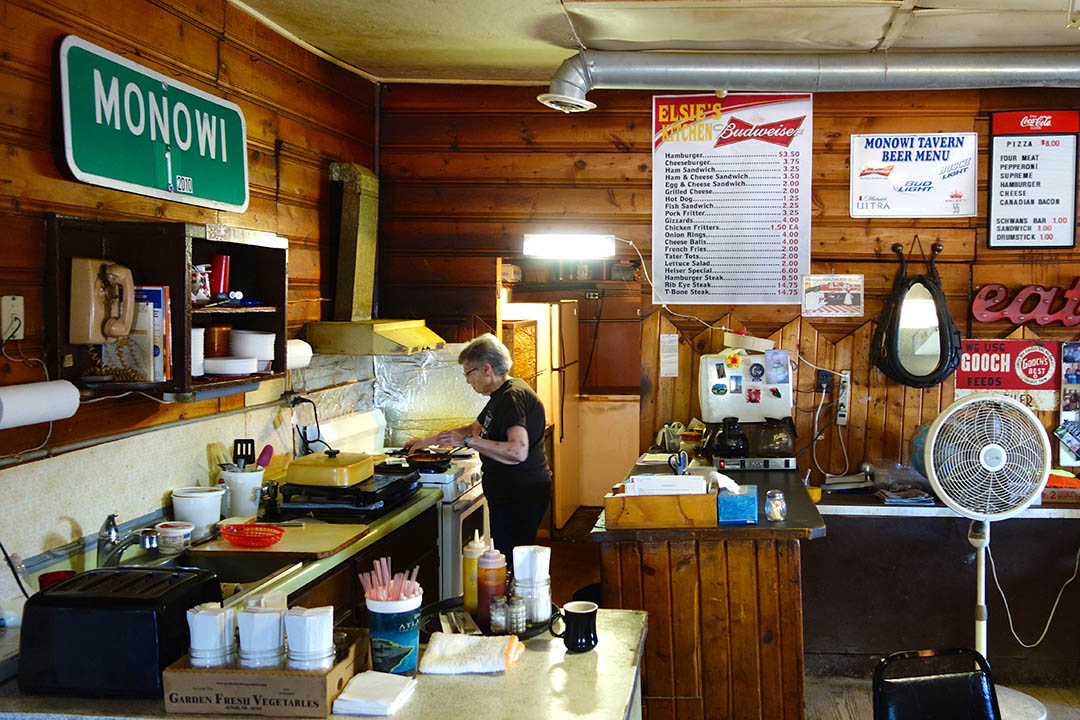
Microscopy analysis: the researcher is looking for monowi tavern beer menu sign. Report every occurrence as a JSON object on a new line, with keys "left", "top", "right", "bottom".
{"left": 988, "top": 110, "right": 1079, "bottom": 249}
{"left": 651, "top": 93, "right": 812, "bottom": 305}
{"left": 58, "top": 35, "right": 249, "bottom": 213}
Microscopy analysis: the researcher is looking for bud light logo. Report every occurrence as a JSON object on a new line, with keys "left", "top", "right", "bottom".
{"left": 895, "top": 180, "right": 934, "bottom": 193}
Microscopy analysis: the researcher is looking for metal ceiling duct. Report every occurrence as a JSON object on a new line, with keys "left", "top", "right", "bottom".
{"left": 537, "top": 49, "right": 1080, "bottom": 112}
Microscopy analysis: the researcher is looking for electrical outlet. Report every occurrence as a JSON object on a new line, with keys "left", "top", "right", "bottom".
{"left": 837, "top": 370, "right": 851, "bottom": 426}
{"left": 815, "top": 369, "right": 832, "bottom": 392}
{"left": 1, "top": 296, "right": 24, "bottom": 341}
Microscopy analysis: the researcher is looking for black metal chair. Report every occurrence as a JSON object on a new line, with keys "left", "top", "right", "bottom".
{"left": 872, "top": 648, "right": 1002, "bottom": 720}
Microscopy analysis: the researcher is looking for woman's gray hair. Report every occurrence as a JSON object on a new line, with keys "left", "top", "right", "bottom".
{"left": 458, "top": 333, "right": 512, "bottom": 375}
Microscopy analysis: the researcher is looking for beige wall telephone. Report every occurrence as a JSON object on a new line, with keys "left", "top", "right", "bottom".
{"left": 69, "top": 257, "right": 135, "bottom": 344}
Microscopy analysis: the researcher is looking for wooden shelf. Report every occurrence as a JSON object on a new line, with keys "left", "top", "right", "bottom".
{"left": 47, "top": 216, "right": 288, "bottom": 401}
{"left": 192, "top": 305, "right": 279, "bottom": 314}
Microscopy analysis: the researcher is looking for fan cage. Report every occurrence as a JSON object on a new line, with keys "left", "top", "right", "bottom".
{"left": 926, "top": 395, "right": 1050, "bottom": 521}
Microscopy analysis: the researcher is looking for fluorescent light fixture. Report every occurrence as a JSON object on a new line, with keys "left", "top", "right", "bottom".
{"left": 523, "top": 234, "right": 617, "bottom": 258}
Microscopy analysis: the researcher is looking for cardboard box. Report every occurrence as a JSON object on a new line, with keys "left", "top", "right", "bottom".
{"left": 604, "top": 484, "right": 718, "bottom": 529}
{"left": 163, "top": 629, "right": 369, "bottom": 717}
{"left": 624, "top": 474, "right": 708, "bottom": 496}
{"left": 718, "top": 485, "right": 758, "bottom": 525}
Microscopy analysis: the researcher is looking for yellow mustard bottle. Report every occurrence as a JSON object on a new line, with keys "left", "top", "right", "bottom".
{"left": 462, "top": 530, "right": 486, "bottom": 614}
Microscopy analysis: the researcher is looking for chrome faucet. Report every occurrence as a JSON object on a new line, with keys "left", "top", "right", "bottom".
{"left": 97, "top": 513, "right": 159, "bottom": 567}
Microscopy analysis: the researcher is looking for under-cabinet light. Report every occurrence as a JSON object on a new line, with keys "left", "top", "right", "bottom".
{"left": 522, "top": 234, "right": 617, "bottom": 259}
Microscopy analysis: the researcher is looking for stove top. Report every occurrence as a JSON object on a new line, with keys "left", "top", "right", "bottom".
{"left": 274, "top": 469, "right": 421, "bottom": 522}
{"left": 416, "top": 456, "right": 483, "bottom": 502}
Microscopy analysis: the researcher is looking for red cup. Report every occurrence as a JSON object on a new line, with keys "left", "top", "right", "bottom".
{"left": 210, "top": 254, "right": 230, "bottom": 295}
{"left": 38, "top": 570, "right": 76, "bottom": 590}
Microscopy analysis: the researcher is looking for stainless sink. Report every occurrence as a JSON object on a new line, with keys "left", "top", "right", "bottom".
{"left": 135, "top": 551, "right": 304, "bottom": 603}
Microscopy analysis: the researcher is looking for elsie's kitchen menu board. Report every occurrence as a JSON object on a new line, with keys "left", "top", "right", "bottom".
{"left": 651, "top": 93, "right": 812, "bottom": 305}
{"left": 988, "top": 110, "right": 1079, "bottom": 249}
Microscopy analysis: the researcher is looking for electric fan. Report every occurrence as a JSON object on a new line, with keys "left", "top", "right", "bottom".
{"left": 923, "top": 393, "right": 1051, "bottom": 720}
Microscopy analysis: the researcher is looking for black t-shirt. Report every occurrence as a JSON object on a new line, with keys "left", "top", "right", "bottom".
{"left": 476, "top": 377, "right": 551, "bottom": 505}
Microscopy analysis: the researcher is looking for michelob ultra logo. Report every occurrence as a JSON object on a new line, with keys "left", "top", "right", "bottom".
{"left": 58, "top": 35, "right": 249, "bottom": 212}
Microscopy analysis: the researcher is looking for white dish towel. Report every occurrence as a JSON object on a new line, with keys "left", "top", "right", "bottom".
{"left": 418, "top": 632, "right": 525, "bottom": 674}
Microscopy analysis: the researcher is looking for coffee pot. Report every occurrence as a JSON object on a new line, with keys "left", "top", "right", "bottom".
{"left": 715, "top": 416, "right": 749, "bottom": 458}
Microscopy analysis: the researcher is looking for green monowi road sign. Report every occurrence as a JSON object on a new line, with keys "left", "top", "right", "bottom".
{"left": 59, "top": 35, "right": 248, "bottom": 212}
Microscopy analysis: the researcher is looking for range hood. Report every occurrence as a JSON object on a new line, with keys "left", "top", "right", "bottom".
{"left": 306, "top": 319, "right": 445, "bottom": 356}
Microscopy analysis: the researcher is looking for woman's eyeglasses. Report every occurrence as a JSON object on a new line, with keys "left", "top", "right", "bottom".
{"left": 464, "top": 367, "right": 479, "bottom": 379}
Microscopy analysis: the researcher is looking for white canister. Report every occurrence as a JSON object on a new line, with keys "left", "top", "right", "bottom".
{"left": 230, "top": 330, "right": 275, "bottom": 372}
{"left": 172, "top": 486, "right": 226, "bottom": 541}
{"left": 222, "top": 468, "right": 265, "bottom": 518}
{"left": 191, "top": 327, "right": 205, "bottom": 377}
{"left": 154, "top": 521, "right": 194, "bottom": 554}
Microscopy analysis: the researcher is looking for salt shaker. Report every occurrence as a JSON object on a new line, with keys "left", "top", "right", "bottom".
{"left": 507, "top": 596, "right": 527, "bottom": 635}
{"left": 765, "top": 489, "right": 787, "bottom": 521}
{"left": 489, "top": 595, "right": 508, "bottom": 634}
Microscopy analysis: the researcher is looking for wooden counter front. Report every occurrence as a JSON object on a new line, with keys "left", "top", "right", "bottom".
{"left": 591, "top": 469, "right": 825, "bottom": 720}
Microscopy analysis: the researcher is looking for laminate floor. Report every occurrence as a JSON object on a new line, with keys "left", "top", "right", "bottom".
{"left": 806, "top": 677, "right": 1080, "bottom": 720}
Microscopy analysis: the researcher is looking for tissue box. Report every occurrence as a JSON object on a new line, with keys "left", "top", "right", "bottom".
{"left": 163, "top": 629, "right": 369, "bottom": 717}
{"left": 717, "top": 485, "right": 758, "bottom": 525}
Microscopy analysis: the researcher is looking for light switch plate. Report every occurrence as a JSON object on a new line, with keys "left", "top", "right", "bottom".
{"left": 1, "top": 296, "right": 24, "bottom": 341}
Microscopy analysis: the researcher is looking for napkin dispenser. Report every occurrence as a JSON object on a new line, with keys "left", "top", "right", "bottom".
{"left": 18, "top": 567, "right": 220, "bottom": 698}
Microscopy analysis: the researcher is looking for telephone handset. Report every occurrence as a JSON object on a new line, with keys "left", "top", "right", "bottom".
{"left": 69, "top": 257, "right": 136, "bottom": 344}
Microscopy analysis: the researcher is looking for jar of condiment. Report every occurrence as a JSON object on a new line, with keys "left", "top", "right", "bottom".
{"left": 507, "top": 596, "right": 527, "bottom": 635}
{"left": 765, "top": 489, "right": 787, "bottom": 521}
{"left": 489, "top": 595, "right": 508, "bottom": 635}
{"left": 205, "top": 325, "right": 232, "bottom": 358}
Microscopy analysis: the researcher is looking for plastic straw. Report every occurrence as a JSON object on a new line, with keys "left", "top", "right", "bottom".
{"left": 359, "top": 558, "right": 421, "bottom": 601}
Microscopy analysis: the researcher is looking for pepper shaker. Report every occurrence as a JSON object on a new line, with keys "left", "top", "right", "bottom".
{"left": 765, "top": 489, "right": 787, "bottom": 521}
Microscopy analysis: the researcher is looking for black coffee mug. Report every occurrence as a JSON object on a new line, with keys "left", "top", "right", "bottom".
{"left": 548, "top": 600, "right": 598, "bottom": 653}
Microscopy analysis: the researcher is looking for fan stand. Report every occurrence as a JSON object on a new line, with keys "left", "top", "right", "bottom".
{"left": 969, "top": 520, "right": 1047, "bottom": 720}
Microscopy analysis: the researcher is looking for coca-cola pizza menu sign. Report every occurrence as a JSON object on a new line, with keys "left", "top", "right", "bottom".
{"left": 651, "top": 93, "right": 812, "bottom": 305}
{"left": 989, "top": 110, "right": 1079, "bottom": 249}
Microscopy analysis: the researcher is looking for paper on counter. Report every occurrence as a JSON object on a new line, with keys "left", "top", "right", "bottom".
{"left": 624, "top": 474, "right": 707, "bottom": 496}
{"left": 333, "top": 670, "right": 417, "bottom": 716}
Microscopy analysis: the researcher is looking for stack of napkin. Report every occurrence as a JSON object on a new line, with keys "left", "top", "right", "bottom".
{"left": 417, "top": 632, "right": 525, "bottom": 674}
{"left": 333, "top": 671, "right": 417, "bottom": 716}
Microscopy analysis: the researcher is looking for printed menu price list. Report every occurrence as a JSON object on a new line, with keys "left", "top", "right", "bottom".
{"left": 660, "top": 150, "right": 806, "bottom": 302}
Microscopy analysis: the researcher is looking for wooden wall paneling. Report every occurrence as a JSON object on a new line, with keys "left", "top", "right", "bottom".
{"left": 641, "top": 311, "right": 661, "bottom": 452}
{"left": 726, "top": 540, "right": 763, "bottom": 720}
{"left": 882, "top": 376, "right": 906, "bottom": 464}
{"left": 670, "top": 539, "right": 704, "bottom": 720}
{"left": 900, "top": 385, "right": 923, "bottom": 465}
{"left": 793, "top": 320, "right": 819, "bottom": 480}
{"left": 381, "top": 150, "right": 652, "bottom": 185}
{"left": 832, "top": 333, "right": 854, "bottom": 476}
{"left": 0, "top": 0, "right": 376, "bottom": 458}
{"left": 699, "top": 539, "right": 732, "bottom": 720}
{"left": 865, "top": 364, "right": 890, "bottom": 463}
{"left": 777, "top": 541, "right": 806, "bottom": 720}
{"left": 600, "top": 542, "right": 622, "bottom": 610}
{"left": 380, "top": 184, "right": 651, "bottom": 222}
{"left": 846, "top": 323, "right": 874, "bottom": 472}
{"left": 655, "top": 314, "right": 680, "bottom": 432}
{"left": 755, "top": 540, "right": 784, "bottom": 720}
{"left": 641, "top": 541, "right": 675, "bottom": 720}
{"left": 380, "top": 219, "right": 653, "bottom": 254}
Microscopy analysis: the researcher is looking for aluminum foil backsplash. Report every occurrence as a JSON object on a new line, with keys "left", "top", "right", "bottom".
{"left": 375, "top": 344, "right": 486, "bottom": 447}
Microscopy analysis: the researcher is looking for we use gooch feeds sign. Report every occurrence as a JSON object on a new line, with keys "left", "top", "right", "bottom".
{"left": 58, "top": 35, "right": 248, "bottom": 213}
{"left": 954, "top": 339, "right": 1060, "bottom": 410}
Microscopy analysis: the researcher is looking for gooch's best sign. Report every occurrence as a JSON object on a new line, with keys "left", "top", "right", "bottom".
{"left": 58, "top": 35, "right": 248, "bottom": 213}
{"left": 955, "top": 339, "right": 1060, "bottom": 410}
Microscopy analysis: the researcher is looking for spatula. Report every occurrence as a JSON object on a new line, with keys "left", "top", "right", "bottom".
{"left": 256, "top": 444, "right": 273, "bottom": 469}
{"left": 233, "top": 438, "right": 256, "bottom": 469}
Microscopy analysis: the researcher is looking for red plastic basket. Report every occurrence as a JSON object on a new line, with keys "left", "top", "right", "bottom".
{"left": 221, "top": 524, "right": 284, "bottom": 548}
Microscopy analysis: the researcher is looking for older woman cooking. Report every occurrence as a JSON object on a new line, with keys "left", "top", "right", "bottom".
{"left": 405, "top": 333, "right": 551, "bottom": 562}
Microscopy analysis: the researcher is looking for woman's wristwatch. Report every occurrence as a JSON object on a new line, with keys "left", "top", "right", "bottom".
{"left": 463, "top": 433, "right": 473, "bottom": 447}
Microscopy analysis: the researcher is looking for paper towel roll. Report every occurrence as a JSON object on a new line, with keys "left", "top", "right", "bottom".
{"left": 287, "top": 339, "right": 313, "bottom": 369}
{"left": 0, "top": 380, "right": 79, "bottom": 429}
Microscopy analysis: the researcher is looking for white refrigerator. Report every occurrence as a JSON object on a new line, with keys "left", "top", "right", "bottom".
{"left": 500, "top": 299, "right": 580, "bottom": 529}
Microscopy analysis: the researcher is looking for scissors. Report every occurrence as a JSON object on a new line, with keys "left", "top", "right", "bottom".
{"left": 668, "top": 450, "right": 689, "bottom": 476}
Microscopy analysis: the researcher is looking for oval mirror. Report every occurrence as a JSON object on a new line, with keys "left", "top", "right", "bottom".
{"left": 897, "top": 281, "right": 941, "bottom": 377}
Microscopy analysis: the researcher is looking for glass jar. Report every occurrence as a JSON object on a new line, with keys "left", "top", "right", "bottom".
{"left": 765, "top": 489, "right": 787, "bottom": 521}
{"left": 507, "top": 596, "right": 527, "bottom": 635}
{"left": 513, "top": 577, "right": 552, "bottom": 625}
{"left": 489, "top": 595, "right": 508, "bottom": 635}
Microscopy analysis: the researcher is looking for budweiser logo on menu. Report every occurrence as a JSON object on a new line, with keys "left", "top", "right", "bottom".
{"left": 1020, "top": 114, "right": 1054, "bottom": 130}
{"left": 859, "top": 164, "right": 895, "bottom": 177}
{"left": 714, "top": 116, "right": 806, "bottom": 148}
